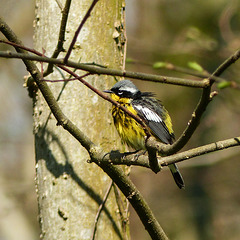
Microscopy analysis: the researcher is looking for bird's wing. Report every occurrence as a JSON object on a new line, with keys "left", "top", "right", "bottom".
{"left": 133, "top": 101, "right": 174, "bottom": 144}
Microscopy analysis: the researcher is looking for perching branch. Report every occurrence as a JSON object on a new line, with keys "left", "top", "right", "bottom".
{"left": 100, "top": 136, "right": 240, "bottom": 168}
{"left": 160, "top": 136, "right": 240, "bottom": 166}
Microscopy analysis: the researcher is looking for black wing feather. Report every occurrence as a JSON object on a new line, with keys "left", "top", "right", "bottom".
{"left": 132, "top": 97, "right": 174, "bottom": 144}
{"left": 148, "top": 121, "right": 172, "bottom": 144}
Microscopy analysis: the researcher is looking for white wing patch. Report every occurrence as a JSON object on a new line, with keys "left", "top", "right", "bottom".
{"left": 134, "top": 105, "right": 162, "bottom": 123}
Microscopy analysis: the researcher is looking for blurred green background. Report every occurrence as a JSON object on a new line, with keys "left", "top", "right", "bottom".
{"left": 0, "top": 0, "right": 240, "bottom": 240}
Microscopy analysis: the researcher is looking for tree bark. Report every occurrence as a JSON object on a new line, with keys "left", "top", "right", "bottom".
{"left": 33, "top": 0, "right": 128, "bottom": 239}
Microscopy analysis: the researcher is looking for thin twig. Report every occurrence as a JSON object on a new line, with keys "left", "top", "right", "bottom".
{"left": 64, "top": 0, "right": 99, "bottom": 62}
{"left": 113, "top": 184, "right": 130, "bottom": 240}
{"left": 45, "top": 0, "right": 72, "bottom": 75}
{"left": 128, "top": 59, "right": 226, "bottom": 82}
{"left": 212, "top": 49, "right": 240, "bottom": 77}
{"left": 55, "top": 0, "right": 63, "bottom": 10}
{"left": 91, "top": 181, "right": 113, "bottom": 240}
{"left": 43, "top": 73, "right": 91, "bottom": 82}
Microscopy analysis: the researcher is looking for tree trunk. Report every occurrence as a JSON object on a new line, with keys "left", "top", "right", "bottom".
{"left": 33, "top": 0, "right": 128, "bottom": 239}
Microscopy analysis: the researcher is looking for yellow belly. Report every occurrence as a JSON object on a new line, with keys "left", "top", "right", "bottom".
{"left": 112, "top": 104, "right": 146, "bottom": 150}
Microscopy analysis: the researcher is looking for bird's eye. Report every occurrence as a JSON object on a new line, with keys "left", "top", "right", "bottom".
{"left": 117, "top": 90, "right": 123, "bottom": 96}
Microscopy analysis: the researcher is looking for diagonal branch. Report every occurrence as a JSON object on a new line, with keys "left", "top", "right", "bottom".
{"left": 0, "top": 17, "right": 95, "bottom": 152}
{"left": 212, "top": 49, "right": 240, "bottom": 77}
{"left": 165, "top": 84, "right": 213, "bottom": 154}
{"left": 64, "top": 0, "right": 99, "bottom": 62}
{"left": 45, "top": 0, "right": 73, "bottom": 75}
{"left": 146, "top": 84, "right": 213, "bottom": 156}
{"left": 91, "top": 181, "right": 114, "bottom": 240}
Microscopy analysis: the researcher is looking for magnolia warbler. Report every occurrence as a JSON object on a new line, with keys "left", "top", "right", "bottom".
{"left": 104, "top": 80, "right": 184, "bottom": 189}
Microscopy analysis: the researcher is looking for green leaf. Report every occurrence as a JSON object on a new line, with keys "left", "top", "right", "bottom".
{"left": 153, "top": 62, "right": 167, "bottom": 69}
{"left": 187, "top": 61, "right": 204, "bottom": 72}
{"left": 217, "top": 81, "right": 232, "bottom": 89}
{"left": 126, "top": 58, "right": 134, "bottom": 63}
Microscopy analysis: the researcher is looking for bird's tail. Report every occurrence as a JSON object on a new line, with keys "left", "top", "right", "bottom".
{"left": 169, "top": 163, "right": 185, "bottom": 189}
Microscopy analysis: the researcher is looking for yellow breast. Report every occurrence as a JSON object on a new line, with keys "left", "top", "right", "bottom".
{"left": 111, "top": 93, "right": 146, "bottom": 150}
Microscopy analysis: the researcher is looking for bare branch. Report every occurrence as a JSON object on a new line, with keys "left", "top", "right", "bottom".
{"left": 92, "top": 155, "right": 169, "bottom": 240}
{"left": 91, "top": 181, "right": 113, "bottom": 240}
{"left": 146, "top": 50, "right": 240, "bottom": 156}
{"left": 43, "top": 72, "right": 91, "bottom": 82}
{"left": 55, "top": 0, "right": 63, "bottom": 10}
{"left": 0, "top": 48, "right": 208, "bottom": 88}
{"left": 160, "top": 137, "right": 240, "bottom": 166}
{"left": 168, "top": 85, "right": 212, "bottom": 153}
{"left": 129, "top": 59, "right": 226, "bottom": 83}
{"left": 101, "top": 136, "right": 240, "bottom": 168}
{"left": 45, "top": 0, "right": 73, "bottom": 75}
{"left": 212, "top": 49, "right": 240, "bottom": 77}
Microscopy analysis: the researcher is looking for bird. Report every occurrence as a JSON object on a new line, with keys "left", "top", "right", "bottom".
{"left": 104, "top": 80, "right": 185, "bottom": 189}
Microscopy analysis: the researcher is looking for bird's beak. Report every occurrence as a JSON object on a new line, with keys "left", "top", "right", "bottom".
{"left": 103, "top": 90, "right": 113, "bottom": 94}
